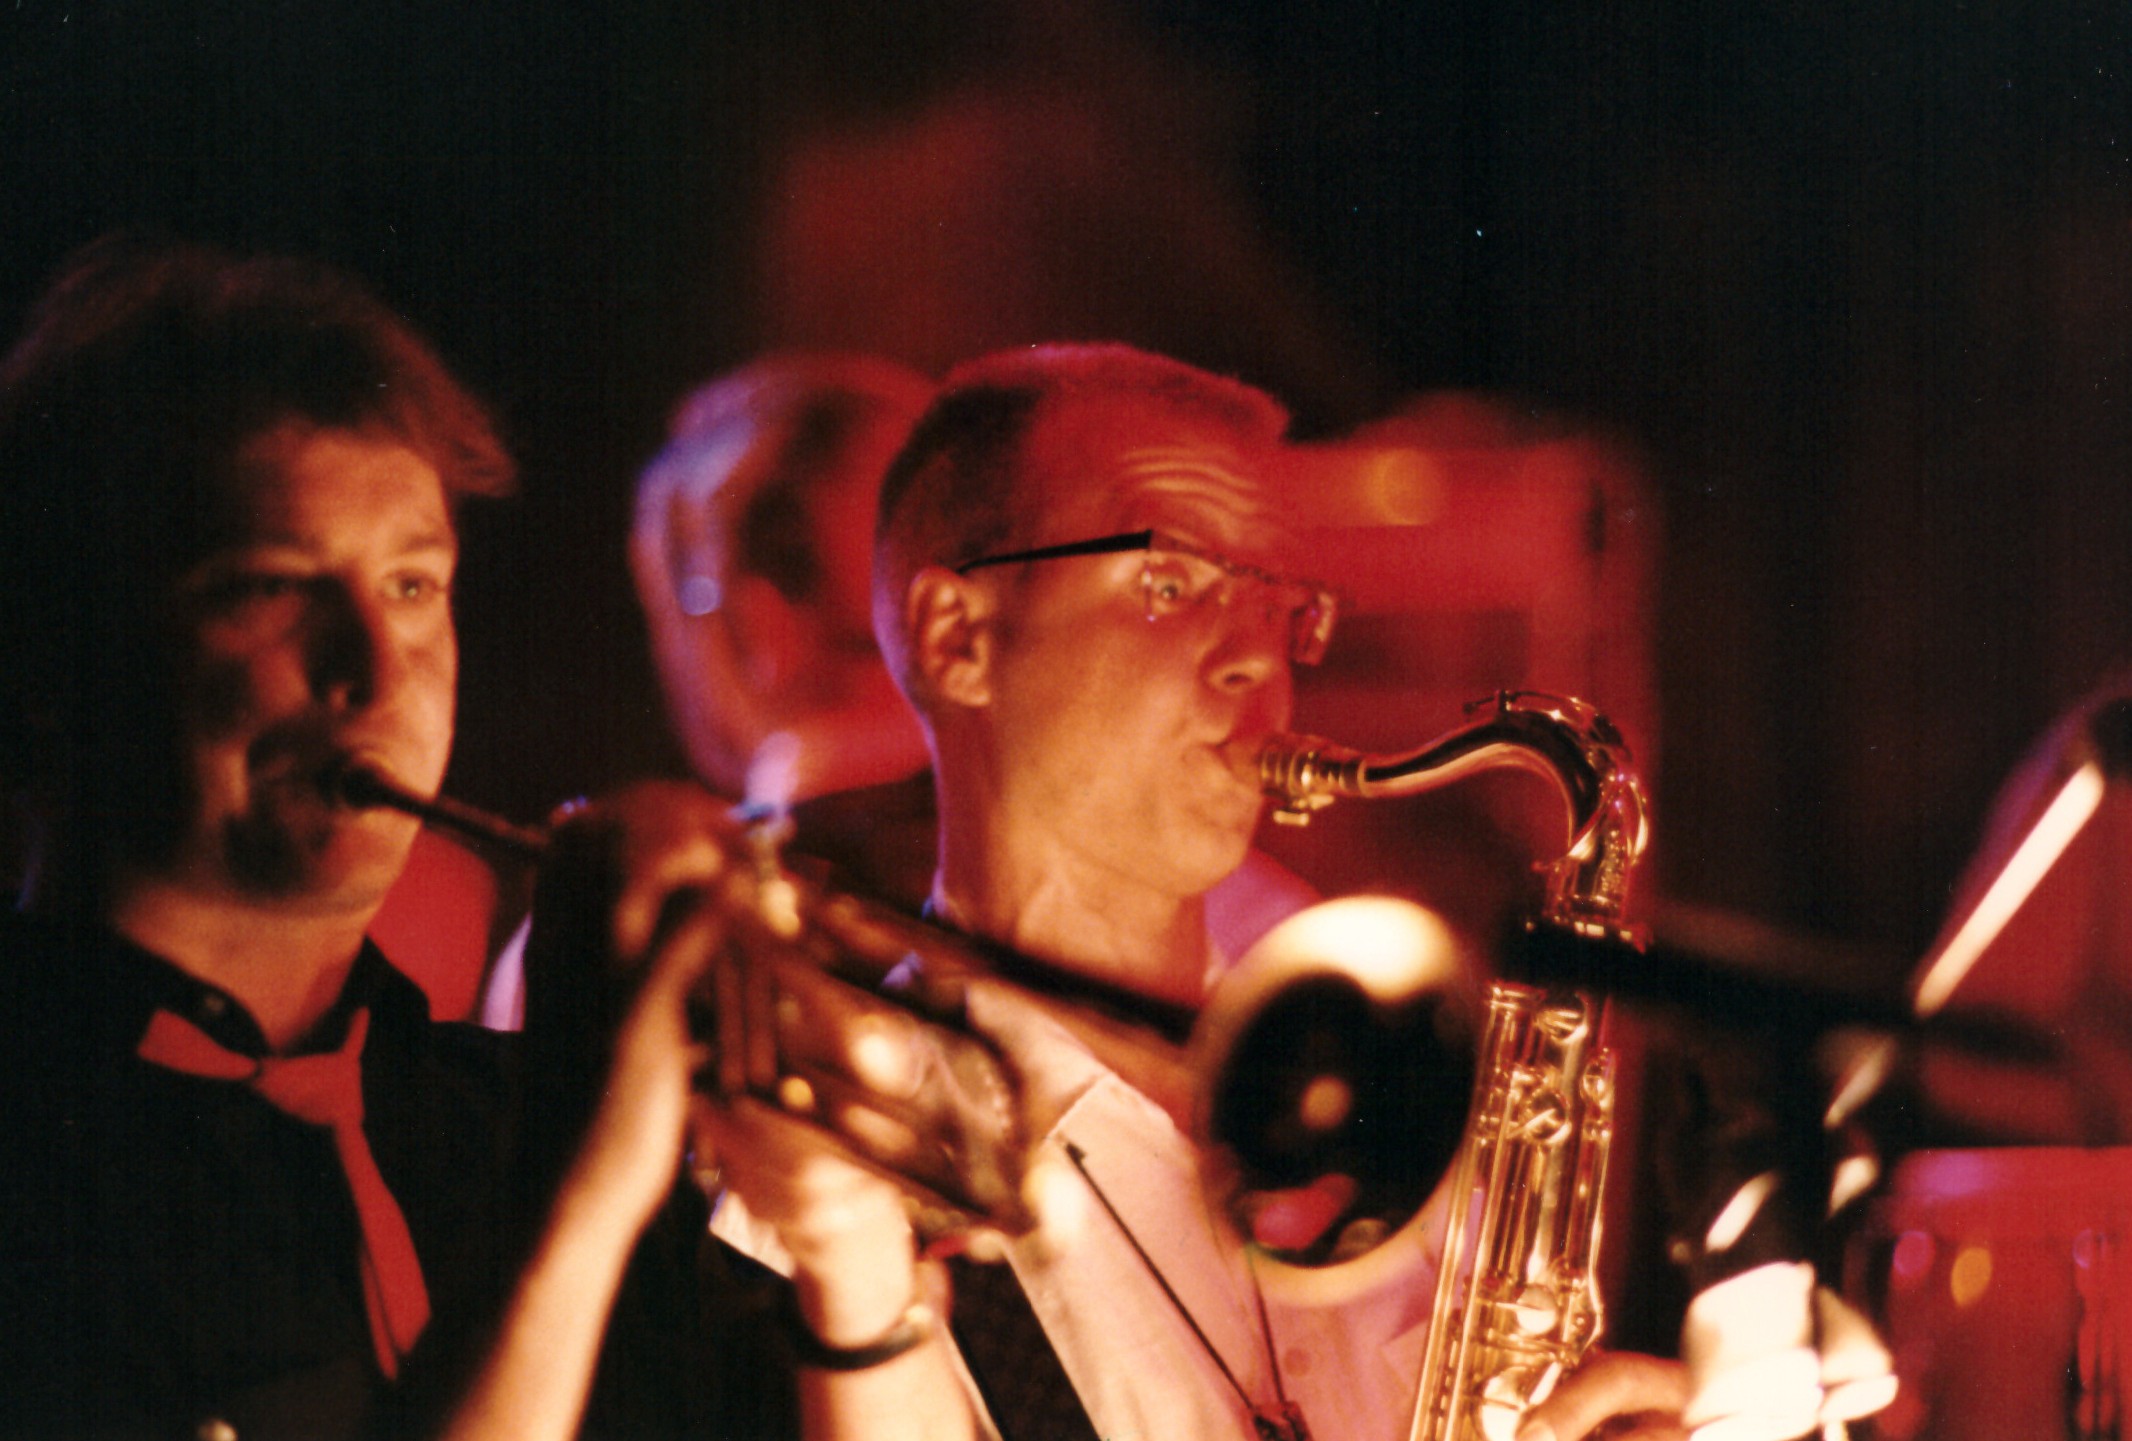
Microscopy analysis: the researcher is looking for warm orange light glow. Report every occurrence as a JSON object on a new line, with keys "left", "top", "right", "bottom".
{"left": 1353, "top": 448, "right": 1447, "bottom": 525}
{"left": 1703, "top": 1171, "right": 1779, "bottom": 1254}
{"left": 776, "top": 1075, "right": 816, "bottom": 1113}
{"left": 1235, "top": 895, "right": 1464, "bottom": 1001}
{"left": 1947, "top": 1245, "right": 1993, "bottom": 1309}
{"left": 1296, "top": 1075, "right": 1354, "bottom": 1133}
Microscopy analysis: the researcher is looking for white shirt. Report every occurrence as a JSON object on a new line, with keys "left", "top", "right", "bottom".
{"left": 714, "top": 1000, "right": 1444, "bottom": 1441}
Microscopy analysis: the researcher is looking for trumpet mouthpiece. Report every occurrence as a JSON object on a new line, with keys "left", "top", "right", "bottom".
{"left": 324, "top": 759, "right": 549, "bottom": 859}
{"left": 329, "top": 760, "right": 404, "bottom": 811}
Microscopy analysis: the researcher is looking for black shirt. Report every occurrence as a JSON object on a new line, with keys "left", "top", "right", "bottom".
{"left": 0, "top": 909, "right": 519, "bottom": 1441}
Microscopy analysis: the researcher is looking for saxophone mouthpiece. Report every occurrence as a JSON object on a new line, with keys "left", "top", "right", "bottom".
{"left": 1258, "top": 733, "right": 1363, "bottom": 826}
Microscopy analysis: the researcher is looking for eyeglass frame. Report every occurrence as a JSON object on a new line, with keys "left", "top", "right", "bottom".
{"left": 951, "top": 528, "right": 1338, "bottom": 665}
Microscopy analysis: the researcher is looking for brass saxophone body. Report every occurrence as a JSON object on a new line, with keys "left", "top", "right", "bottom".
{"left": 1257, "top": 691, "right": 1647, "bottom": 1441}
{"left": 1407, "top": 980, "right": 1616, "bottom": 1441}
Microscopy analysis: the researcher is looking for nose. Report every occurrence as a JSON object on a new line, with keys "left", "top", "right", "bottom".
{"left": 311, "top": 586, "right": 410, "bottom": 710}
{"left": 1204, "top": 585, "right": 1292, "bottom": 702}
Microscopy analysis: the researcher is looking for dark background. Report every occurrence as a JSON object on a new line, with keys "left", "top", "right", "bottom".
{"left": 4, "top": 1, "right": 2127, "bottom": 992}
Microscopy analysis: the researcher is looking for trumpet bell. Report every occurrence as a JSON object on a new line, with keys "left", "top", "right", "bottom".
{"left": 1195, "top": 897, "right": 1480, "bottom": 1268}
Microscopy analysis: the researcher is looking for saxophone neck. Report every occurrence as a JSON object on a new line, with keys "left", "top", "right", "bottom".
{"left": 1259, "top": 691, "right": 1650, "bottom": 943}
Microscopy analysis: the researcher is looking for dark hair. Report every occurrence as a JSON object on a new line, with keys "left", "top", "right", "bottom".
{"left": 871, "top": 342, "right": 1289, "bottom": 684}
{"left": 0, "top": 235, "right": 512, "bottom": 790}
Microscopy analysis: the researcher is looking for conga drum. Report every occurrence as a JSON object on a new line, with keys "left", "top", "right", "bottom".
{"left": 1846, "top": 1148, "right": 2132, "bottom": 1440}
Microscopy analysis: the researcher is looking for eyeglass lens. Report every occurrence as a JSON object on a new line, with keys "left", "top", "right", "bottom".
{"left": 1138, "top": 549, "right": 1332, "bottom": 664}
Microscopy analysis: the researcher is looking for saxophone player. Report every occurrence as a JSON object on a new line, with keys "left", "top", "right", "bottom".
{"left": 633, "top": 343, "right": 1689, "bottom": 1440}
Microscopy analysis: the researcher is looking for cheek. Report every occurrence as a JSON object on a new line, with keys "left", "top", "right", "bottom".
{"left": 990, "top": 647, "right": 1100, "bottom": 771}
{"left": 416, "top": 627, "right": 458, "bottom": 693}
{"left": 183, "top": 647, "right": 296, "bottom": 741}
{"left": 410, "top": 632, "right": 459, "bottom": 736}
{"left": 1019, "top": 653, "right": 1186, "bottom": 786}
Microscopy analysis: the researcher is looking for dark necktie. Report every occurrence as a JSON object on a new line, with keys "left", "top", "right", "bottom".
{"left": 946, "top": 1254, "right": 1101, "bottom": 1441}
{"left": 137, "top": 1006, "right": 432, "bottom": 1378}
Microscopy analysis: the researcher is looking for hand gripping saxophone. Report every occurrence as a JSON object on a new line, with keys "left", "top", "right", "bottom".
{"left": 1259, "top": 691, "right": 1649, "bottom": 1441}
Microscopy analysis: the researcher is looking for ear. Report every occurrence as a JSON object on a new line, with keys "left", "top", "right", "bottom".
{"left": 904, "top": 566, "right": 994, "bottom": 709}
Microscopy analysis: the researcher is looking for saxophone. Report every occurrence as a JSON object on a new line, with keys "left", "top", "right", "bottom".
{"left": 1257, "top": 691, "right": 1648, "bottom": 1441}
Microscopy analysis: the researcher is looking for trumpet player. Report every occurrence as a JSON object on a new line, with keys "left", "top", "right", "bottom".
{"left": 680, "top": 343, "right": 1690, "bottom": 1440}
{"left": 0, "top": 239, "right": 967, "bottom": 1441}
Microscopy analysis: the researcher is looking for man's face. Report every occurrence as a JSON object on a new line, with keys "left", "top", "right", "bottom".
{"left": 151, "top": 424, "right": 459, "bottom": 911}
{"left": 978, "top": 404, "right": 1304, "bottom": 899}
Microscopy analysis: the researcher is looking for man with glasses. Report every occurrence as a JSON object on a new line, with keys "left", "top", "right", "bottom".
{"left": 954, "top": 529, "right": 1337, "bottom": 665}
{"left": 689, "top": 344, "right": 1685, "bottom": 1439}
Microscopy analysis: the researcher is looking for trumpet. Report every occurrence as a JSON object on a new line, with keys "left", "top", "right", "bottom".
{"left": 335, "top": 762, "right": 551, "bottom": 859}
{"left": 332, "top": 759, "right": 1482, "bottom": 1259}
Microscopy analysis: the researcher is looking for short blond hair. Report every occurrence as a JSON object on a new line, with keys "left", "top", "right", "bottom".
{"left": 871, "top": 343, "right": 1288, "bottom": 692}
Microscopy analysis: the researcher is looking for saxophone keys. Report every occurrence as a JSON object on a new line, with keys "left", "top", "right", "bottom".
{"left": 1478, "top": 1365, "right": 1560, "bottom": 1441}
{"left": 1509, "top": 1284, "right": 1563, "bottom": 1335}
{"left": 1512, "top": 1089, "right": 1574, "bottom": 1145}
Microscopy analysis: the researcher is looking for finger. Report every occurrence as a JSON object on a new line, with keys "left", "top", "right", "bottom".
{"left": 635, "top": 896, "right": 726, "bottom": 1010}
{"left": 700, "top": 1095, "right": 872, "bottom": 1222}
{"left": 933, "top": 1225, "right": 1011, "bottom": 1264}
{"left": 962, "top": 977, "right": 1077, "bottom": 1054}
{"left": 685, "top": 1092, "right": 723, "bottom": 1192}
{"left": 1519, "top": 1353, "right": 1692, "bottom": 1441}
{"left": 612, "top": 827, "right": 729, "bottom": 961}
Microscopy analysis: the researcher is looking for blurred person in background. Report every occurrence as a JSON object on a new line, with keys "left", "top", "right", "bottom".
{"left": 630, "top": 353, "right": 940, "bottom": 908}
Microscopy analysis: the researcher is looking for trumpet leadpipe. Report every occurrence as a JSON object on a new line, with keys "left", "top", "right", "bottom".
{"left": 330, "top": 762, "right": 551, "bottom": 860}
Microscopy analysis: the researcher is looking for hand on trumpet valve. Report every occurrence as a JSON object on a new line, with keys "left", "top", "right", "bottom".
{"left": 532, "top": 781, "right": 953, "bottom": 1349}
{"left": 530, "top": 780, "right": 1040, "bottom": 1241}
{"left": 516, "top": 783, "right": 744, "bottom": 1219}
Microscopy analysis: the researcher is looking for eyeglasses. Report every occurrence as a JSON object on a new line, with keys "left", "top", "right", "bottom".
{"left": 953, "top": 528, "right": 1338, "bottom": 665}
